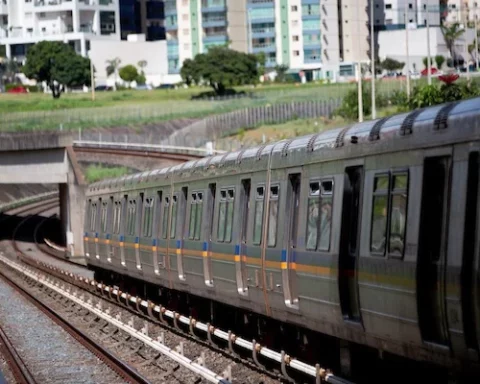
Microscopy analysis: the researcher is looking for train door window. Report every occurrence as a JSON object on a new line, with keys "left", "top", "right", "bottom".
{"left": 113, "top": 200, "right": 122, "bottom": 234}
{"left": 240, "top": 180, "right": 251, "bottom": 244}
{"left": 370, "top": 172, "right": 408, "bottom": 256}
{"left": 189, "top": 192, "right": 204, "bottom": 240}
{"left": 162, "top": 196, "right": 170, "bottom": 239}
{"left": 253, "top": 186, "right": 265, "bottom": 245}
{"left": 207, "top": 184, "right": 216, "bottom": 241}
{"left": 217, "top": 188, "right": 235, "bottom": 242}
{"left": 225, "top": 189, "right": 235, "bottom": 242}
{"left": 127, "top": 198, "right": 136, "bottom": 235}
{"left": 371, "top": 175, "right": 389, "bottom": 254}
{"left": 101, "top": 200, "right": 108, "bottom": 233}
{"left": 268, "top": 185, "right": 280, "bottom": 247}
{"left": 170, "top": 195, "right": 178, "bottom": 239}
{"left": 142, "top": 197, "right": 154, "bottom": 237}
{"left": 195, "top": 192, "right": 203, "bottom": 240}
{"left": 306, "top": 180, "right": 334, "bottom": 251}
{"left": 90, "top": 201, "right": 97, "bottom": 231}
{"left": 156, "top": 191, "right": 163, "bottom": 238}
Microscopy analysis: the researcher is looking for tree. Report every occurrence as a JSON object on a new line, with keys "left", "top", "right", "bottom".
{"left": 256, "top": 52, "right": 266, "bottom": 78}
{"left": 137, "top": 60, "right": 147, "bottom": 73}
{"left": 106, "top": 57, "right": 121, "bottom": 90}
{"left": 380, "top": 57, "right": 405, "bottom": 72}
{"left": 435, "top": 55, "right": 446, "bottom": 70}
{"left": 422, "top": 57, "right": 434, "bottom": 68}
{"left": 23, "top": 41, "right": 91, "bottom": 98}
{"left": 274, "top": 64, "right": 289, "bottom": 82}
{"left": 119, "top": 64, "right": 139, "bottom": 86}
{"left": 441, "top": 23, "right": 465, "bottom": 67}
{"left": 180, "top": 47, "right": 259, "bottom": 95}
{"left": 0, "top": 59, "right": 20, "bottom": 84}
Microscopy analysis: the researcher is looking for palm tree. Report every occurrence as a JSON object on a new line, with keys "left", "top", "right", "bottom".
{"left": 441, "top": 23, "right": 465, "bottom": 67}
{"left": 105, "top": 57, "right": 121, "bottom": 90}
{"left": 137, "top": 60, "right": 147, "bottom": 74}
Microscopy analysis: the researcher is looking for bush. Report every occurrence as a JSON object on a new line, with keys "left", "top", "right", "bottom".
{"left": 386, "top": 90, "right": 408, "bottom": 106}
{"left": 408, "top": 85, "right": 443, "bottom": 109}
{"left": 5, "top": 84, "right": 40, "bottom": 92}
{"left": 334, "top": 82, "right": 371, "bottom": 120}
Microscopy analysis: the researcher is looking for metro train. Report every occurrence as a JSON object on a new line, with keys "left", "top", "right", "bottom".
{"left": 84, "top": 97, "right": 480, "bottom": 375}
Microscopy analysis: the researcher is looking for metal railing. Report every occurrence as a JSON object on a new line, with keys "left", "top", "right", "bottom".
{"left": 0, "top": 191, "right": 58, "bottom": 213}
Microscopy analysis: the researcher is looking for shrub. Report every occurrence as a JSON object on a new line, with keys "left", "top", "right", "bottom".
{"left": 408, "top": 85, "right": 443, "bottom": 109}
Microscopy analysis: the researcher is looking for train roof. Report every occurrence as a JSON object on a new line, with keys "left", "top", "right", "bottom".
{"left": 89, "top": 97, "right": 480, "bottom": 192}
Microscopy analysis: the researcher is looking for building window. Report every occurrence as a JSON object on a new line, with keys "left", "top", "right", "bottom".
{"left": 184, "top": 43, "right": 190, "bottom": 50}
{"left": 183, "top": 28, "right": 189, "bottom": 35}
{"left": 291, "top": 5, "right": 298, "bottom": 11}
{"left": 292, "top": 20, "right": 299, "bottom": 27}
{"left": 293, "top": 50, "right": 300, "bottom": 56}
{"left": 385, "top": 4, "right": 392, "bottom": 9}
{"left": 293, "top": 35, "right": 299, "bottom": 41}
{"left": 182, "top": 0, "right": 188, "bottom": 5}
{"left": 183, "top": 14, "right": 189, "bottom": 20}
{"left": 409, "top": 3, "right": 413, "bottom": 9}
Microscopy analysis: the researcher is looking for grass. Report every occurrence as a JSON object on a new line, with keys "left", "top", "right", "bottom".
{"left": 84, "top": 164, "right": 133, "bottom": 183}
{"left": 0, "top": 80, "right": 412, "bottom": 132}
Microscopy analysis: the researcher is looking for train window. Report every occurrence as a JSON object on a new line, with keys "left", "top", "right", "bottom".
{"left": 90, "top": 201, "right": 97, "bottom": 231}
{"left": 142, "top": 198, "right": 154, "bottom": 237}
{"left": 162, "top": 196, "right": 170, "bottom": 239}
{"left": 253, "top": 186, "right": 265, "bottom": 245}
{"left": 101, "top": 201, "right": 108, "bottom": 233}
{"left": 306, "top": 180, "right": 333, "bottom": 251}
{"left": 389, "top": 173, "right": 408, "bottom": 255}
{"left": 189, "top": 192, "right": 204, "bottom": 240}
{"left": 170, "top": 195, "right": 178, "bottom": 239}
{"left": 113, "top": 200, "right": 122, "bottom": 234}
{"left": 268, "top": 185, "right": 280, "bottom": 247}
{"left": 371, "top": 175, "right": 389, "bottom": 254}
{"left": 217, "top": 188, "right": 235, "bottom": 242}
{"left": 127, "top": 199, "right": 136, "bottom": 235}
{"left": 370, "top": 172, "right": 408, "bottom": 256}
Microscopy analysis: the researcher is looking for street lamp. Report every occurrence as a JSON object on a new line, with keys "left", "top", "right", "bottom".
{"left": 89, "top": 50, "right": 95, "bottom": 101}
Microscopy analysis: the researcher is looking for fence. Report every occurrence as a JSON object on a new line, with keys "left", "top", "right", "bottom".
{"left": 0, "top": 80, "right": 408, "bottom": 132}
{"left": 162, "top": 99, "right": 342, "bottom": 149}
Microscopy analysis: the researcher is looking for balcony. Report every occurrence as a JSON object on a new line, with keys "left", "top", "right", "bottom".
{"left": 301, "top": 0, "right": 320, "bottom": 4}
{"left": 304, "top": 55, "right": 321, "bottom": 64}
{"left": 251, "top": 27, "right": 275, "bottom": 38}
{"left": 201, "top": 0, "right": 226, "bottom": 13}
{"left": 252, "top": 42, "right": 276, "bottom": 53}
{"left": 0, "top": 0, "right": 7, "bottom": 15}
{"left": 265, "top": 57, "right": 277, "bottom": 67}
{"left": 248, "top": 0, "right": 275, "bottom": 8}
{"left": 202, "top": 16, "right": 227, "bottom": 28}
{"left": 167, "top": 43, "right": 179, "bottom": 58}
{"left": 203, "top": 33, "right": 228, "bottom": 43}
{"left": 303, "top": 41, "right": 321, "bottom": 50}
{"left": 164, "top": 0, "right": 176, "bottom": 16}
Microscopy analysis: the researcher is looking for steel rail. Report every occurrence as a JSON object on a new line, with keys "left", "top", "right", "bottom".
{"left": 0, "top": 321, "right": 37, "bottom": 384}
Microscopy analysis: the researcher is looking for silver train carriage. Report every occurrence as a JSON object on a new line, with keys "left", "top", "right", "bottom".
{"left": 84, "top": 97, "right": 480, "bottom": 372}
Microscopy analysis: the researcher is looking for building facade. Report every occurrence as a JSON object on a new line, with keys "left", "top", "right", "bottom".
{"left": 119, "top": 0, "right": 165, "bottom": 41}
{"left": 0, "top": 0, "right": 121, "bottom": 60}
{"left": 164, "top": 0, "right": 332, "bottom": 80}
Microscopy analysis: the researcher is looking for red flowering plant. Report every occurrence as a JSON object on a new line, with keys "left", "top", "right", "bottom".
{"left": 438, "top": 72, "right": 462, "bottom": 102}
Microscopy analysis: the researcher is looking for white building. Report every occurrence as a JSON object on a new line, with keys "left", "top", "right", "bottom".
{"left": 373, "top": 0, "right": 440, "bottom": 29}
{"left": 89, "top": 35, "right": 171, "bottom": 87}
{"left": 0, "top": 0, "right": 121, "bottom": 60}
{"left": 446, "top": 0, "right": 480, "bottom": 24}
{"left": 378, "top": 25, "right": 476, "bottom": 74}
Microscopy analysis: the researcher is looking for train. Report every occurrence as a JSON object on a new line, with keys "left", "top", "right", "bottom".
{"left": 84, "top": 97, "right": 480, "bottom": 376}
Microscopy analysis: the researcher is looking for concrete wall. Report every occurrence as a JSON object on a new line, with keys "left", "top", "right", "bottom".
{"left": 227, "top": 0, "right": 248, "bottom": 53}
{"left": 90, "top": 39, "right": 168, "bottom": 86}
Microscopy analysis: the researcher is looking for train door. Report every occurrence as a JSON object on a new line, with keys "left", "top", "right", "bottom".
{"left": 462, "top": 152, "right": 480, "bottom": 353}
{"left": 204, "top": 183, "right": 216, "bottom": 287}
{"left": 338, "top": 166, "right": 363, "bottom": 323}
{"left": 417, "top": 156, "right": 451, "bottom": 346}
{"left": 283, "top": 173, "right": 301, "bottom": 307}
{"left": 236, "top": 179, "right": 250, "bottom": 294}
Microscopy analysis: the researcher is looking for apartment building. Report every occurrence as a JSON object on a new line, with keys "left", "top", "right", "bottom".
{"left": 119, "top": 0, "right": 165, "bottom": 41}
{"left": 164, "top": 0, "right": 333, "bottom": 80}
{"left": 0, "top": 0, "right": 120, "bottom": 60}
{"left": 372, "top": 0, "right": 440, "bottom": 29}
{"left": 446, "top": 0, "right": 480, "bottom": 24}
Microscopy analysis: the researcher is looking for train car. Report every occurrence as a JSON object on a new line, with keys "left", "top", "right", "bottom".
{"left": 84, "top": 98, "right": 480, "bottom": 376}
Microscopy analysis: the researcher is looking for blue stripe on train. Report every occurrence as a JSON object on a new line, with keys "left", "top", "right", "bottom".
{"left": 106, "top": 234, "right": 111, "bottom": 240}
{"left": 203, "top": 242, "right": 208, "bottom": 251}
{"left": 234, "top": 244, "right": 240, "bottom": 255}
{"left": 176, "top": 240, "right": 181, "bottom": 248}
{"left": 84, "top": 232, "right": 88, "bottom": 237}
{"left": 135, "top": 236, "right": 139, "bottom": 243}
{"left": 120, "top": 235, "right": 124, "bottom": 241}
{"left": 152, "top": 239, "right": 157, "bottom": 246}
{"left": 95, "top": 232, "right": 98, "bottom": 238}
{"left": 281, "top": 249, "right": 287, "bottom": 262}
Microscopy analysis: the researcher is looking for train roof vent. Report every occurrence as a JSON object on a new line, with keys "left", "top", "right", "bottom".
{"left": 236, "top": 148, "right": 248, "bottom": 164}
{"left": 281, "top": 139, "right": 295, "bottom": 157}
{"left": 369, "top": 117, "right": 390, "bottom": 141}
{"left": 335, "top": 126, "right": 350, "bottom": 148}
{"left": 307, "top": 133, "right": 321, "bottom": 152}
{"left": 400, "top": 108, "right": 423, "bottom": 136}
{"left": 434, "top": 101, "right": 461, "bottom": 130}
{"left": 256, "top": 145, "right": 267, "bottom": 160}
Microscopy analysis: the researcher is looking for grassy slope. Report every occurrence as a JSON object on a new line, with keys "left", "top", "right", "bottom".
{"left": 84, "top": 165, "right": 133, "bottom": 183}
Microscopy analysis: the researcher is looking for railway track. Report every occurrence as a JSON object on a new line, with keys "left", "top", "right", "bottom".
{"left": 1, "top": 197, "right": 352, "bottom": 383}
